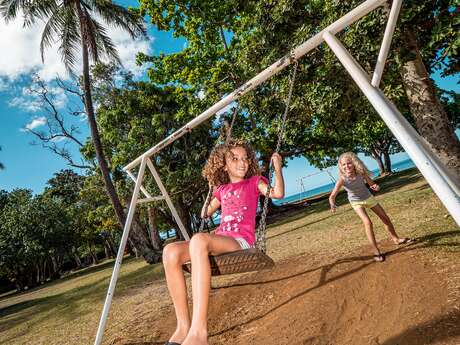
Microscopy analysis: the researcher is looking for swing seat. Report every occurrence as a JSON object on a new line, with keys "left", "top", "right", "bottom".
{"left": 183, "top": 248, "right": 275, "bottom": 276}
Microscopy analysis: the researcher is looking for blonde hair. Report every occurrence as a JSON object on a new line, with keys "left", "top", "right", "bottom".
{"left": 337, "top": 152, "right": 371, "bottom": 178}
{"left": 202, "top": 139, "right": 262, "bottom": 187}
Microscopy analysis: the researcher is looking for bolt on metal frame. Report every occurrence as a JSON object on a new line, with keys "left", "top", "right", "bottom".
{"left": 94, "top": 0, "right": 460, "bottom": 343}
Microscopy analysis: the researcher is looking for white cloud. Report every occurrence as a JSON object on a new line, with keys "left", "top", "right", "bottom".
{"left": 8, "top": 95, "right": 42, "bottom": 112}
{"left": 0, "top": 17, "right": 67, "bottom": 81}
{"left": 0, "top": 13, "right": 153, "bottom": 82}
{"left": 108, "top": 25, "right": 152, "bottom": 77}
{"left": 8, "top": 84, "right": 68, "bottom": 113}
{"left": 50, "top": 136, "right": 68, "bottom": 143}
{"left": 21, "top": 116, "right": 47, "bottom": 132}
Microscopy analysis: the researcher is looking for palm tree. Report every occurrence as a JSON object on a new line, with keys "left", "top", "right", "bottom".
{"left": 0, "top": 0, "right": 158, "bottom": 262}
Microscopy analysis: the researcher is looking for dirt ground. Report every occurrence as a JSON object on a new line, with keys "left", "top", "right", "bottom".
{"left": 110, "top": 240, "right": 460, "bottom": 345}
{"left": 99, "top": 172, "right": 460, "bottom": 345}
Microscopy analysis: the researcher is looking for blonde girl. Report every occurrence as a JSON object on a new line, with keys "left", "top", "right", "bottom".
{"left": 162, "top": 139, "right": 284, "bottom": 345}
{"left": 329, "top": 152, "right": 411, "bottom": 262}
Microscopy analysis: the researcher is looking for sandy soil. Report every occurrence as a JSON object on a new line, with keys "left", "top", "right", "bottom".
{"left": 111, "top": 240, "right": 460, "bottom": 345}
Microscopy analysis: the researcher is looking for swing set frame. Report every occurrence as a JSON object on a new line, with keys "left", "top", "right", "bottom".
{"left": 94, "top": 0, "right": 460, "bottom": 343}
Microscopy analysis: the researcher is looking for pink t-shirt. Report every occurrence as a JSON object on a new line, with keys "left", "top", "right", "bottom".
{"left": 213, "top": 175, "right": 268, "bottom": 246}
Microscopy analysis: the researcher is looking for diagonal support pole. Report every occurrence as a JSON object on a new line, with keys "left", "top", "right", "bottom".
{"left": 94, "top": 156, "right": 148, "bottom": 345}
{"left": 372, "top": 0, "right": 403, "bottom": 87}
{"left": 323, "top": 31, "right": 460, "bottom": 226}
{"left": 145, "top": 157, "right": 190, "bottom": 241}
{"left": 126, "top": 169, "right": 153, "bottom": 199}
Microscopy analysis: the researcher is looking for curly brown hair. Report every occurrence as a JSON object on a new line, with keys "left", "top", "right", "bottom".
{"left": 202, "top": 139, "right": 262, "bottom": 187}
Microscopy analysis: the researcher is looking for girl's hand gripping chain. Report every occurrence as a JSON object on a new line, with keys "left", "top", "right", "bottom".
{"left": 330, "top": 202, "right": 338, "bottom": 213}
{"left": 370, "top": 183, "right": 380, "bottom": 192}
{"left": 271, "top": 152, "right": 283, "bottom": 173}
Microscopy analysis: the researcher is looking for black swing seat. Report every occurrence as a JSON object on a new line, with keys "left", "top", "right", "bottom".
{"left": 182, "top": 248, "right": 275, "bottom": 276}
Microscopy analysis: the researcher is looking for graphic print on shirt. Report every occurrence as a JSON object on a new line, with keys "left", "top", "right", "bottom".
{"left": 220, "top": 189, "right": 248, "bottom": 234}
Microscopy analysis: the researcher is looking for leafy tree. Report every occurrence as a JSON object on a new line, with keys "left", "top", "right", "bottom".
{"left": 138, "top": 0, "right": 459, "bottom": 182}
{"left": 0, "top": 189, "right": 71, "bottom": 291}
{"left": 89, "top": 64, "right": 214, "bottom": 237}
{"left": 0, "top": 0, "right": 160, "bottom": 262}
{"left": 439, "top": 89, "right": 460, "bottom": 131}
{"left": 397, "top": 0, "right": 460, "bottom": 181}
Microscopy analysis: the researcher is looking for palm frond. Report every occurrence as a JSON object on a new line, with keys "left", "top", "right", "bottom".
{"left": 40, "top": 6, "right": 68, "bottom": 62}
{"left": 88, "top": 15, "right": 121, "bottom": 65}
{"left": 81, "top": 6, "right": 99, "bottom": 62}
{"left": 0, "top": 0, "right": 29, "bottom": 22}
{"left": 58, "top": 6, "right": 81, "bottom": 73}
{"left": 88, "top": 0, "right": 147, "bottom": 39}
{"left": 23, "top": 0, "right": 58, "bottom": 26}
{"left": 0, "top": 0, "right": 58, "bottom": 26}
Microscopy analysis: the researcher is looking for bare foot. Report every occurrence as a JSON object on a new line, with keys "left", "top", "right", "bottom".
{"left": 182, "top": 329, "right": 208, "bottom": 345}
{"left": 392, "top": 237, "right": 413, "bottom": 245}
{"left": 373, "top": 253, "right": 385, "bottom": 262}
{"left": 168, "top": 325, "right": 189, "bottom": 344}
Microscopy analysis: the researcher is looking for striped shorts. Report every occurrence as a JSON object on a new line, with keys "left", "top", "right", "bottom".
{"left": 234, "top": 237, "right": 253, "bottom": 250}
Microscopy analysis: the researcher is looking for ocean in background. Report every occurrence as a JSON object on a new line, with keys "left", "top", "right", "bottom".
{"left": 274, "top": 158, "right": 416, "bottom": 205}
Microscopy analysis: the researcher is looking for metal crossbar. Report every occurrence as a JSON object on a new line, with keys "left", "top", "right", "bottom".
{"left": 94, "top": 0, "right": 460, "bottom": 343}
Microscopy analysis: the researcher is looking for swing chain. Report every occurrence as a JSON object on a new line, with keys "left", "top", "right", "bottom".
{"left": 256, "top": 60, "right": 299, "bottom": 252}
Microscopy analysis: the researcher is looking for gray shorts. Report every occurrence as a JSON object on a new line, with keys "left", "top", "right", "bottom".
{"left": 234, "top": 237, "right": 253, "bottom": 249}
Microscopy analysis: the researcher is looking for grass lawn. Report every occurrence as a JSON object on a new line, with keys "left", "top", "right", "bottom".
{"left": 0, "top": 168, "right": 459, "bottom": 345}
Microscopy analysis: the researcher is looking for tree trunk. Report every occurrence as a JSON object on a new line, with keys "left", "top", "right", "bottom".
{"left": 147, "top": 206, "right": 164, "bottom": 251}
{"left": 146, "top": 206, "right": 163, "bottom": 263}
{"left": 88, "top": 242, "right": 99, "bottom": 265}
{"left": 50, "top": 255, "right": 60, "bottom": 279}
{"left": 73, "top": 250, "right": 82, "bottom": 269}
{"left": 370, "top": 149, "right": 384, "bottom": 175}
{"left": 104, "top": 243, "right": 112, "bottom": 259}
{"left": 76, "top": 3, "right": 156, "bottom": 263}
{"left": 401, "top": 29, "right": 460, "bottom": 184}
{"left": 175, "top": 198, "right": 193, "bottom": 239}
{"left": 383, "top": 151, "right": 392, "bottom": 173}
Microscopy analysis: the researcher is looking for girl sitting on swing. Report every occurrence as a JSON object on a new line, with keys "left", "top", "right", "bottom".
{"left": 162, "top": 139, "right": 285, "bottom": 345}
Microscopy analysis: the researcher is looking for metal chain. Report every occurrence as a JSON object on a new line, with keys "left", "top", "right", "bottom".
{"left": 198, "top": 185, "right": 213, "bottom": 232}
{"left": 256, "top": 60, "right": 299, "bottom": 252}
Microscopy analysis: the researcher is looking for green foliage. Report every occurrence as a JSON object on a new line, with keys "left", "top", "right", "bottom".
{"left": 439, "top": 88, "right": 460, "bottom": 130}
{"left": 138, "top": 0, "right": 458, "bottom": 170}
{"left": 397, "top": 0, "right": 459, "bottom": 76}
{"left": 0, "top": 189, "right": 71, "bottom": 290}
{"left": 86, "top": 63, "right": 216, "bottom": 230}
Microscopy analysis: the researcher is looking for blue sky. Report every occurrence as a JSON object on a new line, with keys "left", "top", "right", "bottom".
{"left": 0, "top": 2, "right": 458, "bottom": 197}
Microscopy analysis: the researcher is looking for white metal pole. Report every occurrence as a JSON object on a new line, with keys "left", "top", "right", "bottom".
{"left": 124, "top": 0, "right": 386, "bottom": 172}
{"left": 126, "top": 169, "right": 152, "bottom": 199}
{"left": 145, "top": 158, "right": 191, "bottom": 241}
{"left": 94, "top": 156, "right": 148, "bottom": 345}
{"left": 371, "top": 0, "right": 403, "bottom": 87}
{"left": 323, "top": 31, "right": 460, "bottom": 226}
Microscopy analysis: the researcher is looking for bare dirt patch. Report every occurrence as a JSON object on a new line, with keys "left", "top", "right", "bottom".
{"left": 114, "top": 239, "right": 460, "bottom": 345}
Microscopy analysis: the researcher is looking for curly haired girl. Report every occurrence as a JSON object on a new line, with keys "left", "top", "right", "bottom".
{"left": 329, "top": 152, "right": 412, "bottom": 263}
{"left": 162, "top": 139, "right": 285, "bottom": 345}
